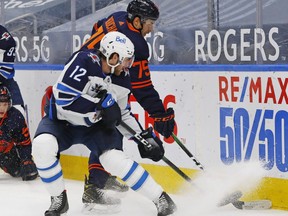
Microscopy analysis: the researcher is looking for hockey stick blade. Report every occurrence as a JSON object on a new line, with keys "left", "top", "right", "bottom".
{"left": 161, "top": 159, "right": 243, "bottom": 209}
{"left": 171, "top": 133, "right": 245, "bottom": 208}
{"left": 232, "top": 200, "right": 272, "bottom": 210}
{"left": 121, "top": 122, "right": 267, "bottom": 210}
{"left": 217, "top": 191, "right": 243, "bottom": 207}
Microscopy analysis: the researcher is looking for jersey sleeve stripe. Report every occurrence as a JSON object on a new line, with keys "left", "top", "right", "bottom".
{"left": 55, "top": 83, "right": 81, "bottom": 106}
{"left": 131, "top": 83, "right": 153, "bottom": 89}
{"left": 18, "top": 139, "right": 31, "bottom": 146}
{"left": 131, "top": 80, "right": 151, "bottom": 85}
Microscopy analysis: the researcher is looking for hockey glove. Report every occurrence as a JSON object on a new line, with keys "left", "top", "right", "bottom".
{"left": 151, "top": 108, "right": 175, "bottom": 138}
{"left": 134, "top": 127, "right": 164, "bottom": 162}
{"left": 20, "top": 159, "right": 38, "bottom": 181}
{"left": 96, "top": 90, "right": 121, "bottom": 127}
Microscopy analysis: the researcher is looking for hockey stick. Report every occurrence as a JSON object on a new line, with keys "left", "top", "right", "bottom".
{"left": 24, "top": 104, "right": 30, "bottom": 128}
{"left": 171, "top": 133, "right": 272, "bottom": 210}
{"left": 120, "top": 121, "right": 244, "bottom": 207}
{"left": 171, "top": 132, "right": 204, "bottom": 170}
{"left": 161, "top": 156, "right": 192, "bottom": 183}
{"left": 120, "top": 121, "right": 192, "bottom": 183}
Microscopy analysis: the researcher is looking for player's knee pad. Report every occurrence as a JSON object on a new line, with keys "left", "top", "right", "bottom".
{"left": 32, "top": 134, "right": 64, "bottom": 195}
{"left": 100, "top": 149, "right": 133, "bottom": 179}
{"left": 32, "top": 133, "right": 59, "bottom": 167}
{"left": 99, "top": 149, "right": 162, "bottom": 200}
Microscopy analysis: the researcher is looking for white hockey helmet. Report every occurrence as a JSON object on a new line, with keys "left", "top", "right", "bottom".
{"left": 99, "top": 31, "right": 135, "bottom": 73}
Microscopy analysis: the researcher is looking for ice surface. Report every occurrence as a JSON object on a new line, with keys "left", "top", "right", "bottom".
{"left": 0, "top": 162, "right": 287, "bottom": 216}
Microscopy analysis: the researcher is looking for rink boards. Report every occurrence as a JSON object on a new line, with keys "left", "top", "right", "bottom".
{"left": 15, "top": 64, "right": 288, "bottom": 210}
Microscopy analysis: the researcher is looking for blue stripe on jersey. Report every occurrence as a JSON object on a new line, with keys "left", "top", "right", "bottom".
{"left": 0, "top": 62, "right": 14, "bottom": 67}
{"left": 131, "top": 170, "right": 149, "bottom": 191}
{"left": 0, "top": 69, "right": 14, "bottom": 79}
{"left": 40, "top": 170, "right": 63, "bottom": 183}
{"left": 37, "top": 160, "right": 59, "bottom": 171}
{"left": 84, "top": 117, "right": 94, "bottom": 126}
{"left": 122, "top": 161, "right": 138, "bottom": 181}
{"left": 56, "top": 83, "right": 79, "bottom": 95}
{"left": 55, "top": 83, "right": 81, "bottom": 106}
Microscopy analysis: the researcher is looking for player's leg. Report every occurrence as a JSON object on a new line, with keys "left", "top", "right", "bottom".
{"left": 16, "top": 144, "right": 38, "bottom": 181}
{"left": 100, "top": 149, "right": 177, "bottom": 216}
{"left": 87, "top": 130, "right": 128, "bottom": 193}
{"left": 82, "top": 170, "right": 122, "bottom": 214}
{"left": 82, "top": 129, "right": 121, "bottom": 214}
{"left": 32, "top": 133, "right": 69, "bottom": 216}
{"left": 32, "top": 117, "right": 71, "bottom": 216}
{"left": 81, "top": 127, "right": 125, "bottom": 214}
{"left": 0, "top": 143, "right": 38, "bottom": 181}
{"left": 0, "top": 145, "right": 21, "bottom": 177}
{"left": 2, "top": 79, "right": 38, "bottom": 180}
{"left": 88, "top": 152, "right": 128, "bottom": 192}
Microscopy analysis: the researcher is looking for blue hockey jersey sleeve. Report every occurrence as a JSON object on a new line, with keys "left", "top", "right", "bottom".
{"left": 0, "top": 25, "right": 16, "bottom": 81}
{"left": 53, "top": 51, "right": 110, "bottom": 126}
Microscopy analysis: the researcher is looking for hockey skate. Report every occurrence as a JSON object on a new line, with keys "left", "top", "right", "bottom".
{"left": 104, "top": 175, "right": 129, "bottom": 193}
{"left": 153, "top": 192, "right": 177, "bottom": 216}
{"left": 45, "top": 190, "right": 69, "bottom": 216}
{"left": 82, "top": 176, "right": 121, "bottom": 214}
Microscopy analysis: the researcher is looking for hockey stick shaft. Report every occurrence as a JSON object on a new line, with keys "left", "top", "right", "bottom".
{"left": 171, "top": 134, "right": 270, "bottom": 209}
{"left": 171, "top": 132, "right": 204, "bottom": 170}
{"left": 24, "top": 104, "right": 30, "bottom": 128}
{"left": 161, "top": 156, "right": 192, "bottom": 182}
{"left": 120, "top": 121, "right": 192, "bottom": 183}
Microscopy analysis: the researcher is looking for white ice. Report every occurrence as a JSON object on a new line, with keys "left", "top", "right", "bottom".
{"left": 1, "top": 161, "right": 287, "bottom": 216}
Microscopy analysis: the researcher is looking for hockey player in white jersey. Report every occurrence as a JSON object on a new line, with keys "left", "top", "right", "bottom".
{"left": 32, "top": 31, "right": 177, "bottom": 216}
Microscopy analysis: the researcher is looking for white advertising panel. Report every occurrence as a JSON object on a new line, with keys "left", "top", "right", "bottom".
{"left": 15, "top": 67, "right": 288, "bottom": 179}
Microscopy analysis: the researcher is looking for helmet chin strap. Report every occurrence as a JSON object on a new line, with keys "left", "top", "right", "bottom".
{"left": 107, "top": 58, "right": 120, "bottom": 74}
{"left": 110, "top": 67, "right": 115, "bottom": 74}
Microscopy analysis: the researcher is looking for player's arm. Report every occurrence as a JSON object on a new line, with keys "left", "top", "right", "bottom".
{"left": 53, "top": 52, "right": 119, "bottom": 126}
{"left": 10, "top": 108, "right": 38, "bottom": 181}
{"left": 116, "top": 96, "right": 164, "bottom": 162}
{"left": 129, "top": 61, "right": 165, "bottom": 114}
{"left": 9, "top": 108, "right": 32, "bottom": 160}
{"left": 130, "top": 59, "right": 175, "bottom": 138}
{"left": 0, "top": 25, "right": 16, "bottom": 50}
{"left": 55, "top": 52, "right": 104, "bottom": 112}
{"left": 0, "top": 26, "right": 16, "bottom": 82}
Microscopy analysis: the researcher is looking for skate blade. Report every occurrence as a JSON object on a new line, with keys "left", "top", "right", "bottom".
{"left": 232, "top": 200, "right": 272, "bottom": 210}
{"left": 106, "top": 189, "right": 128, "bottom": 199}
{"left": 217, "top": 190, "right": 243, "bottom": 207}
{"left": 81, "top": 203, "right": 121, "bottom": 215}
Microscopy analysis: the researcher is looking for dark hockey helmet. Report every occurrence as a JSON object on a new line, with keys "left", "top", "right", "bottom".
{"left": 127, "top": 0, "right": 159, "bottom": 22}
{"left": 0, "top": 86, "right": 12, "bottom": 107}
